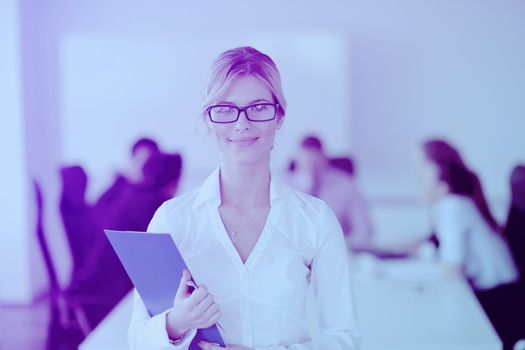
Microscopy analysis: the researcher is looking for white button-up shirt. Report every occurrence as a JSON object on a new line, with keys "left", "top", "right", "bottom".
{"left": 128, "top": 167, "right": 361, "bottom": 350}
{"left": 432, "top": 194, "right": 519, "bottom": 291}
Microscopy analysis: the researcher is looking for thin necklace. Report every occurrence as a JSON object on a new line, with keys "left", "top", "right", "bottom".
{"left": 220, "top": 211, "right": 258, "bottom": 244}
{"left": 218, "top": 173, "right": 270, "bottom": 243}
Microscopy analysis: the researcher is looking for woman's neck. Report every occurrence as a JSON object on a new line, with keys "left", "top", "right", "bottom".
{"left": 219, "top": 161, "right": 271, "bottom": 208}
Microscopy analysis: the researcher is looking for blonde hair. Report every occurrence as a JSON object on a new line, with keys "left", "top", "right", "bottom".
{"left": 201, "top": 46, "right": 287, "bottom": 121}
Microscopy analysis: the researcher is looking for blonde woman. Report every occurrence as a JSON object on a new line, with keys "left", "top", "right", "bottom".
{"left": 128, "top": 46, "right": 361, "bottom": 350}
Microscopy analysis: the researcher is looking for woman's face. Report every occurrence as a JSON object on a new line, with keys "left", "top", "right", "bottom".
{"left": 418, "top": 150, "right": 447, "bottom": 202}
{"left": 207, "top": 75, "right": 282, "bottom": 166}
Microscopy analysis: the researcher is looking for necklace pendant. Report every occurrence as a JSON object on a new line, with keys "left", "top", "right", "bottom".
{"left": 230, "top": 231, "right": 238, "bottom": 243}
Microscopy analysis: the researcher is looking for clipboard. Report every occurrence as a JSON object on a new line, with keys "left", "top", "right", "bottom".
{"left": 104, "top": 229, "right": 225, "bottom": 348}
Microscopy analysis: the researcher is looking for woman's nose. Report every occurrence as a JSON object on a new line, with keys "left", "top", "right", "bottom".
{"left": 234, "top": 110, "right": 251, "bottom": 131}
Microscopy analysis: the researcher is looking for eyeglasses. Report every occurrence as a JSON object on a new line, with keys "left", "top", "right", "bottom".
{"left": 207, "top": 103, "right": 279, "bottom": 124}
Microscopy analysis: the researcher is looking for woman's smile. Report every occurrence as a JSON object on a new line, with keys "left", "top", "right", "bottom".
{"left": 227, "top": 136, "right": 260, "bottom": 147}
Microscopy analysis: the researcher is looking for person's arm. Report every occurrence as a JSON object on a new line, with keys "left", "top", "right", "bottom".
{"left": 127, "top": 203, "right": 197, "bottom": 350}
{"left": 434, "top": 201, "right": 467, "bottom": 276}
{"left": 95, "top": 175, "right": 128, "bottom": 210}
{"left": 255, "top": 202, "right": 362, "bottom": 350}
{"left": 346, "top": 182, "right": 373, "bottom": 249}
{"left": 128, "top": 289, "right": 197, "bottom": 350}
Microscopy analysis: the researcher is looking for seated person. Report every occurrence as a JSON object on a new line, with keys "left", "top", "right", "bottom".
{"left": 286, "top": 135, "right": 373, "bottom": 250}
{"left": 95, "top": 137, "right": 160, "bottom": 218}
{"left": 101, "top": 152, "right": 183, "bottom": 232}
{"left": 420, "top": 139, "right": 519, "bottom": 348}
{"left": 87, "top": 141, "right": 183, "bottom": 329}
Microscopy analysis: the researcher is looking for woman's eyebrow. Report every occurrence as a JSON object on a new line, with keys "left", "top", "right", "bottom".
{"left": 214, "top": 99, "right": 272, "bottom": 106}
{"left": 247, "top": 99, "right": 272, "bottom": 104}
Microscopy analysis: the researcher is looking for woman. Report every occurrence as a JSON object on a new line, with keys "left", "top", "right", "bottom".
{"left": 420, "top": 139, "right": 519, "bottom": 289}
{"left": 128, "top": 47, "right": 361, "bottom": 350}
{"left": 420, "top": 139, "right": 519, "bottom": 348}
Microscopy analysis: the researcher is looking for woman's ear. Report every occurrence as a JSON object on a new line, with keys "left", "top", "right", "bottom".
{"left": 276, "top": 115, "right": 284, "bottom": 130}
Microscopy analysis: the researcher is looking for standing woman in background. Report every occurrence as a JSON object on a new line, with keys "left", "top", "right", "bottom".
{"left": 128, "top": 46, "right": 361, "bottom": 350}
{"left": 420, "top": 139, "right": 519, "bottom": 349}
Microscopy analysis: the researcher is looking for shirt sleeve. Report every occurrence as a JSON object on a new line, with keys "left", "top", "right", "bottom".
{"left": 255, "top": 202, "right": 362, "bottom": 350}
{"left": 346, "top": 181, "right": 373, "bottom": 248}
{"left": 127, "top": 203, "right": 198, "bottom": 350}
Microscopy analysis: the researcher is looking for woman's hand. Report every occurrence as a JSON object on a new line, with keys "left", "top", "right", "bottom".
{"left": 166, "top": 269, "right": 221, "bottom": 339}
{"left": 198, "top": 341, "right": 254, "bottom": 350}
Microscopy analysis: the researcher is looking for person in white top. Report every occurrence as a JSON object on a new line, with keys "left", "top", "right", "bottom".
{"left": 420, "top": 139, "right": 519, "bottom": 290}
{"left": 128, "top": 46, "right": 361, "bottom": 350}
{"left": 420, "top": 139, "right": 519, "bottom": 348}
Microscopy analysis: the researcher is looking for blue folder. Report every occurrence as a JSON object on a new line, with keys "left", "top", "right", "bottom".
{"left": 104, "top": 229, "right": 225, "bottom": 348}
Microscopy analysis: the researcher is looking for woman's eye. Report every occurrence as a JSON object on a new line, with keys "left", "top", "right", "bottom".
{"left": 251, "top": 104, "right": 268, "bottom": 112}
{"left": 216, "top": 107, "right": 234, "bottom": 114}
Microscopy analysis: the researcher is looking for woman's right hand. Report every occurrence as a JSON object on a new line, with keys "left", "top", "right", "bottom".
{"left": 166, "top": 269, "right": 221, "bottom": 339}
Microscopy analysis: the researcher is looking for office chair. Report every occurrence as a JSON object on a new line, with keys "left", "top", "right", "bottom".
{"left": 34, "top": 180, "right": 113, "bottom": 349}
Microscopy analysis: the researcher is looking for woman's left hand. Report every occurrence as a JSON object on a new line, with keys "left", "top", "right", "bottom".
{"left": 198, "top": 340, "right": 254, "bottom": 350}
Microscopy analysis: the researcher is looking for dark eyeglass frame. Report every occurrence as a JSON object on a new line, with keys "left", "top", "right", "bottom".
{"left": 207, "top": 103, "right": 280, "bottom": 124}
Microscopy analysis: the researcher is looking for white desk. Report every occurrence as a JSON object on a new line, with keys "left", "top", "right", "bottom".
{"left": 347, "top": 256, "right": 501, "bottom": 350}
{"left": 81, "top": 257, "right": 501, "bottom": 350}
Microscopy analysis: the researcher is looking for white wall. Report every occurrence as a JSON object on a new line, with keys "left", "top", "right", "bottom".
{"left": 347, "top": 1, "right": 525, "bottom": 214}
{"left": 0, "top": 0, "right": 32, "bottom": 303}
{"left": 0, "top": 0, "right": 72, "bottom": 303}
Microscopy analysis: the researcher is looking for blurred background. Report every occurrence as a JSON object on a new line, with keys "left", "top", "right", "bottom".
{"left": 1, "top": 0, "right": 524, "bottom": 349}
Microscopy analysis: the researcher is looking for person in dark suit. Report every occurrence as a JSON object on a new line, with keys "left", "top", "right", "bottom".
{"left": 95, "top": 137, "right": 160, "bottom": 219}
{"left": 100, "top": 152, "right": 183, "bottom": 232}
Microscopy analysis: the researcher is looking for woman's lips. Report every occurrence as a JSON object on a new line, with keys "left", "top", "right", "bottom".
{"left": 228, "top": 137, "right": 259, "bottom": 147}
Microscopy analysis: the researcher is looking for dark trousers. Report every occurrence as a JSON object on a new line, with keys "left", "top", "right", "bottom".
{"left": 475, "top": 282, "right": 525, "bottom": 350}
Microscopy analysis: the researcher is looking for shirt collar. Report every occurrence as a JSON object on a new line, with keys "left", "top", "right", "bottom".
{"left": 192, "top": 165, "right": 295, "bottom": 210}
